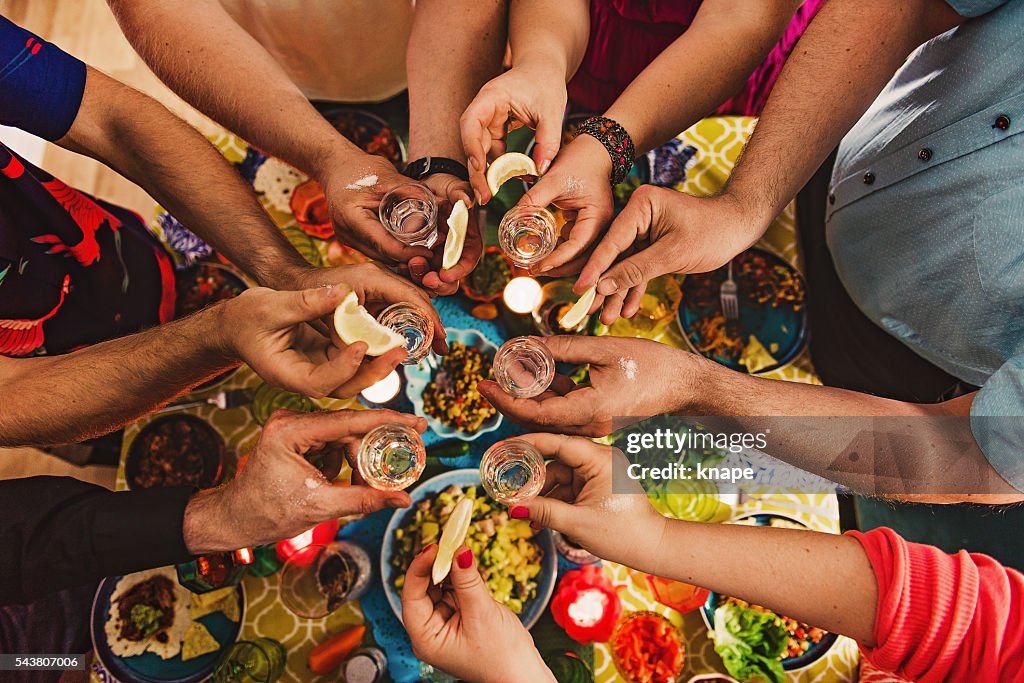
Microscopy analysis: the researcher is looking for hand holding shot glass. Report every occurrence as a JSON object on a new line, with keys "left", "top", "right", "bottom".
{"left": 357, "top": 422, "right": 427, "bottom": 491}
{"left": 378, "top": 182, "right": 439, "bottom": 248}
{"left": 480, "top": 438, "right": 546, "bottom": 504}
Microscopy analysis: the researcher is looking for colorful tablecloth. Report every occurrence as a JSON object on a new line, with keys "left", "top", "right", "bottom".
{"left": 96, "top": 115, "right": 860, "bottom": 683}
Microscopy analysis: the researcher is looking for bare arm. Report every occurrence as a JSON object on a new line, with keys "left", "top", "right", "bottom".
{"left": 59, "top": 66, "right": 311, "bottom": 289}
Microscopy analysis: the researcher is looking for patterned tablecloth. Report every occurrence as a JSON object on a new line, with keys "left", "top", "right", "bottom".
{"left": 95, "top": 116, "right": 860, "bottom": 683}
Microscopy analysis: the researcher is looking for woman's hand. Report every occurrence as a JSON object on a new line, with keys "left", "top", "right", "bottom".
{"left": 508, "top": 433, "right": 667, "bottom": 569}
{"left": 461, "top": 64, "right": 568, "bottom": 204}
{"left": 402, "top": 544, "right": 555, "bottom": 683}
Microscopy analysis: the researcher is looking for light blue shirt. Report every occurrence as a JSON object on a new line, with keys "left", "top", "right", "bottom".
{"left": 827, "top": 0, "right": 1024, "bottom": 491}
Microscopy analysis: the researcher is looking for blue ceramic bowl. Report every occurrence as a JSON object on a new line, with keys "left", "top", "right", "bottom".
{"left": 700, "top": 513, "right": 838, "bottom": 672}
{"left": 404, "top": 329, "right": 503, "bottom": 442}
{"left": 381, "top": 469, "right": 557, "bottom": 631}
{"left": 90, "top": 576, "right": 244, "bottom": 683}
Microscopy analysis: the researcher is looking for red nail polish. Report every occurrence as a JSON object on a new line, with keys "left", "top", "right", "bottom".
{"left": 420, "top": 543, "right": 437, "bottom": 556}
{"left": 456, "top": 548, "right": 473, "bottom": 569}
{"left": 510, "top": 506, "right": 529, "bottom": 520}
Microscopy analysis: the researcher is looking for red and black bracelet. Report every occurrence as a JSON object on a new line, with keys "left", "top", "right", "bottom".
{"left": 574, "top": 115, "right": 636, "bottom": 185}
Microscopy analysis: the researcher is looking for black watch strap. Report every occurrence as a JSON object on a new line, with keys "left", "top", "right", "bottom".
{"left": 403, "top": 156, "right": 469, "bottom": 182}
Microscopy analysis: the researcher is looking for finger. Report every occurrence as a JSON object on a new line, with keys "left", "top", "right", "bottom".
{"left": 297, "top": 341, "right": 369, "bottom": 399}
{"left": 273, "top": 408, "right": 426, "bottom": 450}
{"left": 477, "top": 379, "right": 593, "bottom": 429}
{"left": 532, "top": 111, "right": 563, "bottom": 176}
{"left": 402, "top": 544, "right": 440, "bottom": 628}
{"left": 548, "top": 373, "right": 577, "bottom": 396}
{"left": 438, "top": 211, "right": 483, "bottom": 283}
{"left": 621, "top": 282, "right": 647, "bottom": 318}
{"left": 508, "top": 492, "right": 581, "bottom": 533}
{"left": 461, "top": 102, "right": 501, "bottom": 203}
{"left": 599, "top": 290, "right": 626, "bottom": 325}
{"left": 514, "top": 432, "right": 604, "bottom": 469}
{"left": 531, "top": 335, "right": 607, "bottom": 366}
{"left": 447, "top": 545, "right": 498, "bottom": 614}
{"left": 408, "top": 257, "right": 430, "bottom": 283}
{"left": 268, "top": 285, "right": 348, "bottom": 327}
{"left": 576, "top": 196, "right": 653, "bottom": 292}
{"left": 420, "top": 271, "right": 459, "bottom": 296}
{"left": 351, "top": 215, "right": 434, "bottom": 264}
{"left": 328, "top": 349, "right": 406, "bottom": 397}
{"left": 318, "top": 483, "right": 411, "bottom": 517}
{"left": 534, "top": 205, "right": 612, "bottom": 275}
{"left": 520, "top": 173, "right": 563, "bottom": 212}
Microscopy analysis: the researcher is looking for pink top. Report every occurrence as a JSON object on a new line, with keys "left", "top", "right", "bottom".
{"left": 849, "top": 527, "right": 1024, "bottom": 683}
{"left": 567, "top": 0, "right": 825, "bottom": 117}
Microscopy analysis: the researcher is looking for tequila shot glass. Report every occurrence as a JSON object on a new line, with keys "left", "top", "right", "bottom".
{"left": 480, "top": 438, "right": 545, "bottom": 504}
{"left": 492, "top": 336, "right": 555, "bottom": 398}
{"left": 357, "top": 422, "right": 426, "bottom": 491}
{"left": 378, "top": 182, "right": 438, "bottom": 248}
{"left": 377, "top": 302, "right": 434, "bottom": 365}
{"left": 498, "top": 204, "right": 557, "bottom": 268}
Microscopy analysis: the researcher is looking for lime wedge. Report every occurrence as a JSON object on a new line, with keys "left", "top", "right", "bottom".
{"left": 486, "top": 152, "right": 538, "bottom": 196}
{"left": 432, "top": 497, "right": 474, "bottom": 584}
{"left": 442, "top": 199, "right": 469, "bottom": 270}
{"left": 558, "top": 285, "right": 596, "bottom": 330}
{"left": 333, "top": 291, "right": 405, "bottom": 356}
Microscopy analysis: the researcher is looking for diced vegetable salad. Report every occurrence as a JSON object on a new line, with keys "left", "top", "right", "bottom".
{"left": 391, "top": 485, "right": 544, "bottom": 614}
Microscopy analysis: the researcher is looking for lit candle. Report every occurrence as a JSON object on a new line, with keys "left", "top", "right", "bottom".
{"left": 503, "top": 276, "right": 542, "bottom": 314}
{"left": 566, "top": 588, "right": 610, "bottom": 628}
{"left": 275, "top": 518, "right": 340, "bottom": 562}
{"left": 359, "top": 369, "right": 402, "bottom": 404}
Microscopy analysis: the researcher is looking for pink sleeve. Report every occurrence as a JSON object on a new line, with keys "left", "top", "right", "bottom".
{"left": 847, "top": 527, "right": 1024, "bottom": 683}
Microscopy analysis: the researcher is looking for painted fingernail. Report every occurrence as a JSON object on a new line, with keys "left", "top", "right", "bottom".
{"left": 510, "top": 506, "right": 529, "bottom": 520}
{"left": 456, "top": 548, "right": 474, "bottom": 569}
{"left": 410, "top": 263, "right": 427, "bottom": 278}
{"left": 540, "top": 160, "right": 551, "bottom": 175}
{"left": 419, "top": 543, "right": 438, "bottom": 556}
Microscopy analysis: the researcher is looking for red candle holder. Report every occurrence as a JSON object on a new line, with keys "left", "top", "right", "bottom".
{"left": 275, "top": 518, "right": 340, "bottom": 564}
{"left": 551, "top": 565, "right": 622, "bottom": 644}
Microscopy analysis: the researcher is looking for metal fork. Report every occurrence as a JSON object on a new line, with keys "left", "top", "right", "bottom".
{"left": 719, "top": 259, "right": 740, "bottom": 321}
{"left": 158, "top": 388, "right": 253, "bottom": 413}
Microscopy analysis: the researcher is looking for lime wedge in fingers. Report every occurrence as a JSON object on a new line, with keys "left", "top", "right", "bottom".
{"left": 442, "top": 199, "right": 469, "bottom": 270}
{"left": 558, "top": 285, "right": 596, "bottom": 330}
{"left": 432, "top": 497, "right": 474, "bottom": 584}
{"left": 333, "top": 291, "right": 405, "bottom": 356}
{"left": 486, "top": 152, "right": 538, "bottom": 196}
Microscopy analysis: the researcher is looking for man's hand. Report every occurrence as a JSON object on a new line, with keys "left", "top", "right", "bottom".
{"left": 478, "top": 335, "right": 692, "bottom": 436}
{"left": 406, "top": 173, "right": 483, "bottom": 296}
{"left": 221, "top": 285, "right": 406, "bottom": 399}
{"left": 579, "top": 187, "right": 762, "bottom": 322}
{"left": 461, "top": 64, "right": 569, "bottom": 204}
{"left": 183, "top": 410, "right": 426, "bottom": 553}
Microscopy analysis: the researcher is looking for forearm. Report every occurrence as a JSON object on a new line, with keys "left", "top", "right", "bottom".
{"left": 674, "top": 355, "right": 1023, "bottom": 501}
{"left": 0, "top": 305, "right": 237, "bottom": 447}
{"left": 645, "top": 520, "right": 879, "bottom": 645}
{"left": 605, "top": 0, "right": 800, "bottom": 154}
{"left": 108, "top": 0, "right": 359, "bottom": 180}
{"left": 407, "top": 0, "right": 508, "bottom": 159}
{"left": 508, "top": 0, "right": 589, "bottom": 84}
{"left": 726, "top": 0, "right": 963, "bottom": 225}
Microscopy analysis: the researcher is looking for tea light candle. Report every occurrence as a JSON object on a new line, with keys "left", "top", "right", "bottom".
{"left": 503, "top": 276, "right": 542, "bottom": 314}
{"left": 360, "top": 370, "right": 401, "bottom": 404}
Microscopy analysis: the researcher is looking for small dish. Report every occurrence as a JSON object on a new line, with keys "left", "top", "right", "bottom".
{"left": 125, "top": 414, "right": 225, "bottom": 491}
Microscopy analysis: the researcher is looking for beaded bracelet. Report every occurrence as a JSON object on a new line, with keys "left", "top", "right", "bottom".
{"left": 574, "top": 116, "right": 636, "bottom": 185}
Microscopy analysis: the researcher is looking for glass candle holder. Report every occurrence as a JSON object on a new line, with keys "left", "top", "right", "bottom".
{"left": 376, "top": 303, "right": 434, "bottom": 365}
{"left": 357, "top": 422, "right": 426, "bottom": 491}
{"left": 480, "top": 439, "right": 545, "bottom": 504}
{"left": 493, "top": 336, "right": 555, "bottom": 398}
{"left": 278, "top": 541, "right": 371, "bottom": 619}
{"left": 532, "top": 280, "right": 590, "bottom": 335}
{"left": 378, "top": 182, "right": 438, "bottom": 247}
{"left": 498, "top": 204, "right": 557, "bottom": 268}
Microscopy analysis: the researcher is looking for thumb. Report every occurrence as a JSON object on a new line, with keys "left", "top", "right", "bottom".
{"left": 319, "top": 484, "right": 410, "bottom": 517}
{"left": 532, "top": 113, "right": 563, "bottom": 176}
{"left": 275, "top": 285, "right": 348, "bottom": 326}
{"left": 509, "top": 494, "right": 578, "bottom": 534}
{"left": 448, "top": 545, "right": 498, "bottom": 613}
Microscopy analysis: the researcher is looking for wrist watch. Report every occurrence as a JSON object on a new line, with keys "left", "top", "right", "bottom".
{"left": 403, "top": 156, "right": 469, "bottom": 182}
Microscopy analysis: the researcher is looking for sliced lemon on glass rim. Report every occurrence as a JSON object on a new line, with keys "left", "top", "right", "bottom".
{"left": 333, "top": 291, "right": 405, "bottom": 356}
{"left": 432, "top": 496, "right": 474, "bottom": 584}
{"left": 486, "top": 152, "right": 538, "bottom": 196}
{"left": 441, "top": 199, "right": 469, "bottom": 270}
{"left": 558, "top": 285, "right": 596, "bottom": 330}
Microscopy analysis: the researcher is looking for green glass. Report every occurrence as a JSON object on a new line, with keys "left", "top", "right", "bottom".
{"left": 250, "top": 383, "right": 315, "bottom": 426}
{"left": 213, "top": 639, "right": 286, "bottom": 683}
{"left": 247, "top": 545, "right": 283, "bottom": 578}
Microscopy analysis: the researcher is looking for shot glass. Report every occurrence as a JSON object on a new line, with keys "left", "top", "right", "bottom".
{"left": 357, "top": 422, "right": 426, "bottom": 491}
{"left": 378, "top": 182, "right": 438, "bottom": 248}
{"left": 278, "top": 541, "right": 371, "bottom": 619}
{"left": 492, "top": 336, "right": 555, "bottom": 398}
{"left": 498, "top": 204, "right": 557, "bottom": 268}
{"left": 376, "top": 302, "right": 434, "bottom": 365}
{"left": 480, "top": 439, "right": 545, "bottom": 505}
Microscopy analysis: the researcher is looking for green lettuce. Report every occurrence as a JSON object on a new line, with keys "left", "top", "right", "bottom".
{"left": 712, "top": 603, "right": 788, "bottom": 683}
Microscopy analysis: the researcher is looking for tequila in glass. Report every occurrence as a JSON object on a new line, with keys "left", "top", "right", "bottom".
{"left": 498, "top": 204, "right": 557, "bottom": 268}
{"left": 357, "top": 422, "right": 426, "bottom": 491}
{"left": 492, "top": 336, "right": 555, "bottom": 398}
{"left": 377, "top": 303, "right": 434, "bottom": 364}
{"left": 379, "top": 183, "right": 438, "bottom": 247}
{"left": 480, "top": 439, "right": 545, "bottom": 504}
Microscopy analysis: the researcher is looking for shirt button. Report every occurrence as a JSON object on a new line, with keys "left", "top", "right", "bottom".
{"left": 993, "top": 115, "right": 1011, "bottom": 131}
{"left": 918, "top": 148, "right": 933, "bottom": 161}
{"left": 863, "top": 171, "right": 876, "bottom": 185}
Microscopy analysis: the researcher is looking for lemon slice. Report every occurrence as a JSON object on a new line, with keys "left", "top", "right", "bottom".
{"left": 432, "top": 496, "right": 474, "bottom": 584}
{"left": 442, "top": 199, "right": 469, "bottom": 270}
{"left": 486, "top": 152, "right": 538, "bottom": 196}
{"left": 333, "top": 291, "right": 405, "bottom": 356}
{"left": 558, "top": 285, "right": 596, "bottom": 329}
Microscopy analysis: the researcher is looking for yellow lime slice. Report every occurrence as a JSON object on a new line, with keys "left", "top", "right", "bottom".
{"left": 486, "top": 152, "right": 538, "bottom": 196}
{"left": 442, "top": 199, "right": 469, "bottom": 270}
{"left": 333, "top": 291, "right": 405, "bottom": 356}
{"left": 558, "top": 285, "right": 596, "bottom": 330}
{"left": 432, "top": 496, "right": 474, "bottom": 584}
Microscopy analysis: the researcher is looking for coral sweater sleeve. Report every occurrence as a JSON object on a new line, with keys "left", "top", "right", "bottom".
{"left": 848, "top": 527, "right": 1024, "bottom": 683}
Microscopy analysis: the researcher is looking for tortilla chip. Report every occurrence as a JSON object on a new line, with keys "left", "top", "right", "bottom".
{"left": 739, "top": 334, "right": 777, "bottom": 373}
{"left": 181, "top": 622, "right": 221, "bottom": 661}
{"left": 188, "top": 588, "right": 239, "bottom": 621}
{"left": 190, "top": 586, "right": 236, "bottom": 609}
{"left": 218, "top": 593, "right": 240, "bottom": 623}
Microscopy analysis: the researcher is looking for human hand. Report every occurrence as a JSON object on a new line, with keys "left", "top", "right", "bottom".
{"left": 579, "top": 187, "right": 761, "bottom": 322}
{"left": 478, "top": 335, "right": 693, "bottom": 437}
{"left": 505, "top": 433, "right": 667, "bottom": 571}
{"left": 290, "top": 262, "right": 448, "bottom": 355}
{"left": 405, "top": 173, "right": 483, "bottom": 297}
{"left": 461, "top": 65, "right": 568, "bottom": 204}
{"left": 222, "top": 285, "right": 406, "bottom": 399}
{"left": 402, "top": 543, "right": 554, "bottom": 683}
{"left": 516, "top": 134, "right": 615, "bottom": 282}
{"left": 183, "top": 409, "right": 426, "bottom": 553}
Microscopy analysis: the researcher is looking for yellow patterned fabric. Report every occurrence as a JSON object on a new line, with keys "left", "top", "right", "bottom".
{"left": 97, "top": 118, "right": 857, "bottom": 683}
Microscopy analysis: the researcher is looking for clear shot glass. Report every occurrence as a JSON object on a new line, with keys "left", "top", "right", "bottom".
{"left": 480, "top": 438, "right": 545, "bottom": 505}
{"left": 378, "top": 182, "right": 438, "bottom": 248}
{"left": 357, "top": 422, "right": 426, "bottom": 491}
{"left": 376, "top": 302, "right": 434, "bottom": 365}
{"left": 492, "top": 336, "right": 555, "bottom": 398}
{"left": 498, "top": 204, "right": 557, "bottom": 268}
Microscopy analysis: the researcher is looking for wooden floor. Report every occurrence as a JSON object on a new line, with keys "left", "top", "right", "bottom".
{"left": 0, "top": 0, "right": 223, "bottom": 487}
